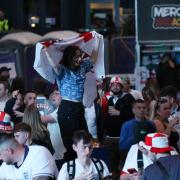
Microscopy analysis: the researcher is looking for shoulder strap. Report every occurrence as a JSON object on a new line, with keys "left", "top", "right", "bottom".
{"left": 91, "top": 158, "right": 104, "bottom": 180}
{"left": 137, "top": 149, "right": 144, "bottom": 169}
{"left": 67, "top": 160, "right": 75, "bottom": 180}
{"left": 156, "top": 160, "right": 170, "bottom": 180}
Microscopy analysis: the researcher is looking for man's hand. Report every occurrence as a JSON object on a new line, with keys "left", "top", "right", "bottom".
{"left": 169, "top": 116, "right": 179, "bottom": 127}
{"left": 108, "top": 107, "right": 120, "bottom": 116}
{"left": 12, "top": 90, "right": 19, "bottom": 98}
{"left": 138, "top": 144, "right": 156, "bottom": 162}
{"left": 13, "top": 110, "right": 24, "bottom": 117}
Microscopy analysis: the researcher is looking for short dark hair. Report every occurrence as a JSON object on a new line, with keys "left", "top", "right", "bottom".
{"left": 14, "top": 122, "right": 31, "bottom": 133}
{"left": 132, "top": 99, "right": 145, "bottom": 106}
{"left": 72, "top": 130, "right": 93, "bottom": 145}
{"left": 10, "top": 77, "right": 25, "bottom": 94}
{"left": 24, "top": 90, "right": 37, "bottom": 100}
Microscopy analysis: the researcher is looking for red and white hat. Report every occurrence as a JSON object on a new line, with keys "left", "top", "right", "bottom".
{"left": 0, "top": 112, "right": 14, "bottom": 132}
{"left": 139, "top": 133, "right": 155, "bottom": 150}
{"left": 110, "top": 76, "right": 123, "bottom": 86}
{"left": 139, "top": 132, "right": 174, "bottom": 153}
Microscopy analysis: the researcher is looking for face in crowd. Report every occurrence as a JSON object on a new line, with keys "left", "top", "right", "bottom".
{"left": 14, "top": 131, "right": 29, "bottom": 145}
{"left": 15, "top": 93, "right": 24, "bottom": 107}
{"left": 49, "top": 90, "right": 61, "bottom": 107}
{"left": 24, "top": 92, "right": 37, "bottom": 107}
{"left": 155, "top": 99, "right": 171, "bottom": 120}
{"left": 132, "top": 101, "right": 147, "bottom": 120}
{"left": 62, "top": 46, "right": 84, "bottom": 71}
{"left": 73, "top": 139, "right": 93, "bottom": 159}
{"left": 72, "top": 49, "right": 84, "bottom": 68}
{"left": 110, "top": 82, "right": 122, "bottom": 95}
{"left": 0, "top": 82, "right": 8, "bottom": 98}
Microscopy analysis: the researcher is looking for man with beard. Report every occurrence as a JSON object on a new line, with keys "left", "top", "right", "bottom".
{"left": 104, "top": 76, "right": 135, "bottom": 137}
{"left": 103, "top": 76, "right": 135, "bottom": 178}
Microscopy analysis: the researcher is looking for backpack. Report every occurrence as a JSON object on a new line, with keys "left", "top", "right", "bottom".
{"left": 67, "top": 158, "right": 104, "bottom": 180}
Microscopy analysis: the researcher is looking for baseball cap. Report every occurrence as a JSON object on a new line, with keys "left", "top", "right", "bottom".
{"left": 0, "top": 112, "right": 14, "bottom": 132}
{"left": 0, "top": 66, "right": 11, "bottom": 74}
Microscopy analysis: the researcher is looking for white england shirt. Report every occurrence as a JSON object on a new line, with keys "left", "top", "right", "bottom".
{"left": 58, "top": 159, "right": 109, "bottom": 180}
{"left": 0, "top": 145, "right": 58, "bottom": 179}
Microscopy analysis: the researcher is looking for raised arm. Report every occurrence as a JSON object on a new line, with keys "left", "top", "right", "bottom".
{"left": 90, "top": 48, "right": 98, "bottom": 64}
{"left": 41, "top": 115, "right": 56, "bottom": 124}
{"left": 43, "top": 48, "right": 60, "bottom": 74}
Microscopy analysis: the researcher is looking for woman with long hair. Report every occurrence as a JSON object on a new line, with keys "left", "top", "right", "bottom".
{"left": 142, "top": 86, "right": 157, "bottom": 120}
{"left": 22, "top": 104, "right": 54, "bottom": 154}
{"left": 152, "top": 98, "right": 179, "bottom": 151}
{"left": 44, "top": 45, "right": 95, "bottom": 161}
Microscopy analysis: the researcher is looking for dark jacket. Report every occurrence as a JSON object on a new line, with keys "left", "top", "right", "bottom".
{"left": 4, "top": 98, "right": 25, "bottom": 124}
{"left": 104, "top": 93, "right": 135, "bottom": 137}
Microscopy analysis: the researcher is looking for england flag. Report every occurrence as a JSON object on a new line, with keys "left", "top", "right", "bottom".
{"left": 33, "top": 31, "right": 104, "bottom": 107}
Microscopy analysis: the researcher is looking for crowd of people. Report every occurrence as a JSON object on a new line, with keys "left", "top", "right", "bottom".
{"left": 0, "top": 45, "right": 180, "bottom": 180}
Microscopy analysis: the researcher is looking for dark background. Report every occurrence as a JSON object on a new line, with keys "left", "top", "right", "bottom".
{"left": 137, "top": 0, "right": 180, "bottom": 42}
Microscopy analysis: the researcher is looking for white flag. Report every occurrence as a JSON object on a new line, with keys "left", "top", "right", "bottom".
{"left": 33, "top": 31, "right": 104, "bottom": 107}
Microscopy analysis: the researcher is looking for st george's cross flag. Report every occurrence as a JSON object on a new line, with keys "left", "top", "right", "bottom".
{"left": 33, "top": 31, "right": 104, "bottom": 107}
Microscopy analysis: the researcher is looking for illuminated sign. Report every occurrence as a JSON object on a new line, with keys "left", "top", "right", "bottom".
{"left": 152, "top": 4, "right": 180, "bottom": 29}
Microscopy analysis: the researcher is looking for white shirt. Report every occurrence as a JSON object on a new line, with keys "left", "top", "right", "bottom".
{"left": 0, "top": 145, "right": 58, "bottom": 179}
{"left": 84, "top": 103, "right": 98, "bottom": 138}
{"left": 47, "top": 108, "right": 66, "bottom": 160}
{"left": 36, "top": 96, "right": 54, "bottom": 115}
{"left": 0, "top": 98, "right": 9, "bottom": 111}
{"left": 129, "top": 89, "right": 143, "bottom": 100}
{"left": 58, "top": 158, "right": 109, "bottom": 180}
{"left": 122, "top": 144, "right": 153, "bottom": 173}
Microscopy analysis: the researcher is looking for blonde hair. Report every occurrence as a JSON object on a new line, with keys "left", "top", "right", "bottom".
{"left": 150, "top": 98, "right": 169, "bottom": 121}
{"left": 22, "top": 105, "right": 49, "bottom": 140}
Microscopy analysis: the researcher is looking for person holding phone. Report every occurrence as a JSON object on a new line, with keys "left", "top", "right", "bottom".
{"left": 120, "top": 133, "right": 156, "bottom": 180}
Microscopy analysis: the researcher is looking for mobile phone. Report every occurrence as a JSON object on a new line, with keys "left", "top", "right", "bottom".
{"left": 127, "top": 168, "right": 137, "bottom": 174}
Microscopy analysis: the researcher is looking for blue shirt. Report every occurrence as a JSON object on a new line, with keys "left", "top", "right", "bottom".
{"left": 119, "top": 119, "right": 156, "bottom": 151}
{"left": 143, "top": 155, "right": 180, "bottom": 180}
{"left": 56, "top": 59, "right": 92, "bottom": 101}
